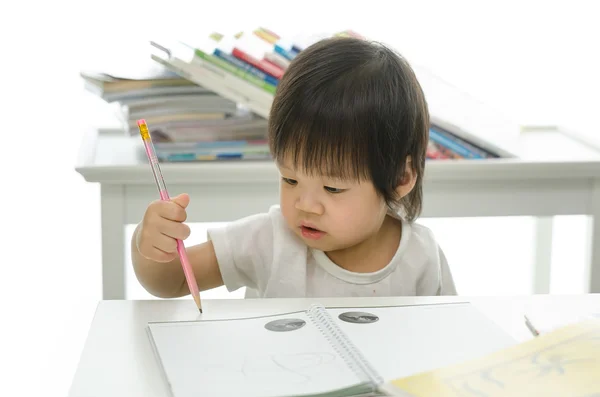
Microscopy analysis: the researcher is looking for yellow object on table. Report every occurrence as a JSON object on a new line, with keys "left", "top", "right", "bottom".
{"left": 387, "top": 319, "right": 600, "bottom": 397}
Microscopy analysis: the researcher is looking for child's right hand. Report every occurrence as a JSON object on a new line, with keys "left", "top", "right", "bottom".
{"left": 136, "top": 193, "right": 192, "bottom": 263}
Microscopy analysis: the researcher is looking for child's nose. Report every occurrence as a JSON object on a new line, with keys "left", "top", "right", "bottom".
{"left": 295, "top": 193, "right": 324, "bottom": 215}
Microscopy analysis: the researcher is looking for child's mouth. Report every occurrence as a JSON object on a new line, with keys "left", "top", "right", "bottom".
{"left": 300, "top": 226, "right": 325, "bottom": 240}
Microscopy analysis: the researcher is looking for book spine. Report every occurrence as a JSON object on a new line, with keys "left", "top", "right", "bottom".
{"left": 158, "top": 152, "right": 243, "bottom": 162}
{"left": 426, "top": 141, "right": 452, "bottom": 160}
{"left": 158, "top": 151, "right": 270, "bottom": 162}
{"left": 231, "top": 48, "right": 284, "bottom": 79}
{"left": 306, "top": 304, "right": 383, "bottom": 389}
{"left": 264, "top": 52, "right": 291, "bottom": 70}
{"left": 213, "top": 48, "right": 279, "bottom": 87}
{"left": 195, "top": 49, "right": 277, "bottom": 95}
{"left": 155, "top": 54, "right": 272, "bottom": 119}
{"left": 430, "top": 126, "right": 497, "bottom": 158}
{"left": 150, "top": 55, "right": 198, "bottom": 87}
{"left": 189, "top": 58, "right": 273, "bottom": 109}
{"left": 273, "top": 44, "right": 296, "bottom": 61}
{"left": 429, "top": 128, "right": 483, "bottom": 159}
{"left": 156, "top": 139, "right": 267, "bottom": 149}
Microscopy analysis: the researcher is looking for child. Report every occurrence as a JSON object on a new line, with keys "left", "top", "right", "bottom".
{"left": 131, "top": 36, "right": 457, "bottom": 299}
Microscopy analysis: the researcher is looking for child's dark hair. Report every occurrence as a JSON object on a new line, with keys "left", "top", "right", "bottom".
{"left": 268, "top": 36, "right": 429, "bottom": 221}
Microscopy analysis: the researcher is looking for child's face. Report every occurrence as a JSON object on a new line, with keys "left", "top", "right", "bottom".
{"left": 277, "top": 162, "right": 388, "bottom": 252}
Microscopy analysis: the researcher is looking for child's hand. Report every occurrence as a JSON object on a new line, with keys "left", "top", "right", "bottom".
{"left": 136, "top": 193, "right": 191, "bottom": 263}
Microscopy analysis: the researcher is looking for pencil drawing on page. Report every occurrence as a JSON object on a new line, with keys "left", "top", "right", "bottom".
{"left": 196, "top": 352, "right": 339, "bottom": 384}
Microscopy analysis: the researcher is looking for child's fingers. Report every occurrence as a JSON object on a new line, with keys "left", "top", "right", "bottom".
{"left": 160, "top": 220, "right": 191, "bottom": 241}
{"left": 152, "top": 200, "right": 187, "bottom": 222}
{"left": 171, "top": 193, "right": 190, "bottom": 209}
{"left": 148, "top": 246, "right": 177, "bottom": 263}
{"left": 153, "top": 232, "right": 178, "bottom": 254}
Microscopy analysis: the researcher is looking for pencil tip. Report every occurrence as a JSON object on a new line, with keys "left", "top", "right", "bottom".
{"left": 192, "top": 294, "right": 203, "bottom": 313}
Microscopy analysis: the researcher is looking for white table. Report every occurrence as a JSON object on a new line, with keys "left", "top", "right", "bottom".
{"left": 67, "top": 294, "right": 600, "bottom": 397}
{"left": 75, "top": 127, "right": 600, "bottom": 299}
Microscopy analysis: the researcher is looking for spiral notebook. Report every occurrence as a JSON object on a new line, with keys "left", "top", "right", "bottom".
{"left": 146, "top": 303, "right": 516, "bottom": 397}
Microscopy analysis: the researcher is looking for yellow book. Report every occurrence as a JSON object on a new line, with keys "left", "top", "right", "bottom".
{"left": 385, "top": 319, "right": 600, "bottom": 397}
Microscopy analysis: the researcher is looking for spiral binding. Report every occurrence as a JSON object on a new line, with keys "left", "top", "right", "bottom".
{"left": 306, "top": 304, "right": 383, "bottom": 390}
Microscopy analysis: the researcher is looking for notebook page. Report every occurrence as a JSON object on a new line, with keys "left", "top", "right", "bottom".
{"left": 147, "top": 311, "right": 363, "bottom": 397}
{"left": 327, "top": 303, "right": 517, "bottom": 381}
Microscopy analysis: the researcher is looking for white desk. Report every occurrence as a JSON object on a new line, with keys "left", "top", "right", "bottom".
{"left": 75, "top": 127, "right": 600, "bottom": 299}
{"left": 67, "top": 294, "right": 600, "bottom": 397}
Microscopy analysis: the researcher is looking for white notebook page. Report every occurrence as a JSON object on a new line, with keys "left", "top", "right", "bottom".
{"left": 147, "top": 311, "right": 363, "bottom": 397}
{"left": 328, "top": 303, "right": 517, "bottom": 381}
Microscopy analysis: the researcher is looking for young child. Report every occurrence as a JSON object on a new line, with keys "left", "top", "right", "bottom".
{"left": 131, "top": 36, "right": 457, "bottom": 299}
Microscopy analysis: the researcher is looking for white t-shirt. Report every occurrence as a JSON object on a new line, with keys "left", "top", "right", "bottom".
{"left": 207, "top": 205, "right": 457, "bottom": 298}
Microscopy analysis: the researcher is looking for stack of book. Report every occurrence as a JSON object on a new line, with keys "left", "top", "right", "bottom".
{"left": 80, "top": 67, "right": 207, "bottom": 105}
{"left": 81, "top": 63, "right": 270, "bottom": 161}
{"left": 147, "top": 27, "right": 514, "bottom": 162}
{"left": 82, "top": 27, "right": 517, "bottom": 162}
{"left": 148, "top": 108, "right": 270, "bottom": 162}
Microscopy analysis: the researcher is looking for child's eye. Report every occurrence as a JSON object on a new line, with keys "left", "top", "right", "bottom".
{"left": 324, "top": 186, "right": 345, "bottom": 194}
{"left": 282, "top": 177, "right": 297, "bottom": 186}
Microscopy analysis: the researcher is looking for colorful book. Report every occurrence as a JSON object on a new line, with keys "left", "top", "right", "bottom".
{"left": 231, "top": 33, "right": 285, "bottom": 79}
{"left": 150, "top": 44, "right": 274, "bottom": 119}
{"left": 212, "top": 42, "right": 280, "bottom": 86}
{"left": 272, "top": 36, "right": 298, "bottom": 61}
{"left": 429, "top": 125, "right": 498, "bottom": 159}
{"left": 183, "top": 36, "right": 278, "bottom": 95}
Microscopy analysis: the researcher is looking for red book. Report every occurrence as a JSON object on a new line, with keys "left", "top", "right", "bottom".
{"left": 232, "top": 47, "right": 284, "bottom": 80}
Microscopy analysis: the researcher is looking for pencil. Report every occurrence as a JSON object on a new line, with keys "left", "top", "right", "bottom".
{"left": 136, "top": 119, "right": 203, "bottom": 313}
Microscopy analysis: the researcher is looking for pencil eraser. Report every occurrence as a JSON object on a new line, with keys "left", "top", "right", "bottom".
{"left": 137, "top": 119, "right": 146, "bottom": 126}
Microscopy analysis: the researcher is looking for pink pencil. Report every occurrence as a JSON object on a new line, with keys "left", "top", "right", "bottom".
{"left": 137, "top": 119, "right": 203, "bottom": 313}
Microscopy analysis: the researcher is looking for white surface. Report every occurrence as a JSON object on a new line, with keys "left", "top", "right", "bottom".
{"left": 67, "top": 295, "right": 600, "bottom": 397}
{"left": 74, "top": 127, "right": 600, "bottom": 299}
{"left": 532, "top": 218, "right": 554, "bottom": 294}
{"left": 524, "top": 294, "right": 600, "bottom": 335}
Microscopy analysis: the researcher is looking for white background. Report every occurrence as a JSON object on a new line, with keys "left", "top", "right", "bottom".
{"left": 0, "top": 1, "right": 598, "bottom": 396}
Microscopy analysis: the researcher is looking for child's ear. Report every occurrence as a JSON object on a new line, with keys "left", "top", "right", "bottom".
{"left": 395, "top": 156, "right": 417, "bottom": 198}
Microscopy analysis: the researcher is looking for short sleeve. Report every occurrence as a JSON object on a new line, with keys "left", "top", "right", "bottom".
{"left": 207, "top": 211, "right": 275, "bottom": 292}
{"left": 437, "top": 245, "right": 457, "bottom": 295}
{"left": 413, "top": 224, "right": 458, "bottom": 296}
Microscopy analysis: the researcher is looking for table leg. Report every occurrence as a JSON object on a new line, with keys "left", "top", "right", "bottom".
{"left": 532, "top": 217, "right": 554, "bottom": 294}
{"left": 586, "top": 180, "right": 600, "bottom": 293}
{"left": 100, "top": 184, "right": 126, "bottom": 299}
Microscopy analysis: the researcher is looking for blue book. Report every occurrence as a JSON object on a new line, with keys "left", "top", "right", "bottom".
{"left": 274, "top": 44, "right": 297, "bottom": 61}
{"left": 429, "top": 127, "right": 485, "bottom": 159}
{"left": 213, "top": 48, "right": 279, "bottom": 87}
